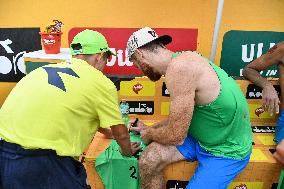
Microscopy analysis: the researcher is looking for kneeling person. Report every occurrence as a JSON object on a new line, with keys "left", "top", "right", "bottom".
{"left": 127, "top": 27, "right": 252, "bottom": 189}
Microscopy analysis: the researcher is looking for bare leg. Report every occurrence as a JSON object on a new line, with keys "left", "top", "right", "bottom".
{"left": 139, "top": 142, "right": 185, "bottom": 189}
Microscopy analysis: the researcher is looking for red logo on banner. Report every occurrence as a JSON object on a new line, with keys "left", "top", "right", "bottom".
{"left": 255, "top": 107, "right": 264, "bottom": 117}
{"left": 133, "top": 83, "right": 143, "bottom": 94}
{"left": 68, "top": 28, "right": 198, "bottom": 75}
{"left": 234, "top": 184, "right": 247, "bottom": 189}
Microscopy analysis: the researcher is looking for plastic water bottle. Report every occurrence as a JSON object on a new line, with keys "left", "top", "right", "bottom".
{"left": 120, "top": 99, "right": 130, "bottom": 127}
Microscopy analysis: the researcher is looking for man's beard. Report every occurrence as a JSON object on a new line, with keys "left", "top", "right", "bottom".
{"left": 139, "top": 61, "right": 162, "bottom": 81}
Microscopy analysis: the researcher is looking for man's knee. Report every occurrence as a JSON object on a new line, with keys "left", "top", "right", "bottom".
{"left": 139, "top": 143, "right": 165, "bottom": 172}
{"left": 139, "top": 152, "right": 159, "bottom": 172}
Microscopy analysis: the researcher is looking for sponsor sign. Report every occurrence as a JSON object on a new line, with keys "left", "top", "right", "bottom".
{"left": 162, "top": 82, "right": 170, "bottom": 97}
{"left": 127, "top": 101, "right": 154, "bottom": 115}
{"left": 246, "top": 84, "right": 280, "bottom": 99}
{"left": 166, "top": 180, "right": 188, "bottom": 189}
{"left": 249, "top": 104, "right": 277, "bottom": 119}
{"left": 120, "top": 80, "right": 155, "bottom": 96}
{"left": 252, "top": 126, "right": 275, "bottom": 133}
{"left": 220, "top": 30, "right": 284, "bottom": 77}
{"left": 228, "top": 182, "right": 264, "bottom": 189}
{"left": 0, "top": 28, "right": 41, "bottom": 82}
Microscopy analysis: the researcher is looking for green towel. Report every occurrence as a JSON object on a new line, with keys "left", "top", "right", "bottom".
{"left": 95, "top": 132, "right": 146, "bottom": 189}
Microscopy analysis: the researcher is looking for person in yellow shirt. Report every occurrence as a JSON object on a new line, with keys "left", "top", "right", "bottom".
{"left": 0, "top": 29, "right": 140, "bottom": 189}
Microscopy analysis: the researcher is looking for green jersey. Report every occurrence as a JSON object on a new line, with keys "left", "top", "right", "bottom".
{"left": 173, "top": 52, "right": 252, "bottom": 159}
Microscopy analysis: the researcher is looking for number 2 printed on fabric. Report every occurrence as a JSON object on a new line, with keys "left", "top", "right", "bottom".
{"left": 129, "top": 166, "right": 137, "bottom": 179}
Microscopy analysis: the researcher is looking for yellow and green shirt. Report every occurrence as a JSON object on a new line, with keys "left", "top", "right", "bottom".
{"left": 0, "top": 58, "right": 123, "bottom": 156}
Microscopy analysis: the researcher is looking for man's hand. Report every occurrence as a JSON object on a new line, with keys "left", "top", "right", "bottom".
{"left": 111, "top": 124, "right": 136, "bottom": 157}
{"left": 120, "top": 142, "right": 142, "bottom": 156}
{"left": 262, "top": 84, "right": 280, "bottom": 115}
{"left": 130, "top": 142, "right": 142, "bottom": 155}
{"left": 274, "top": 139, "right": 284, "bottom": 167}
{"left": 129, "top": 119, "right": 147, "bottom": 134}
{"left": 140, "top": 128, "right": 152, "bottom": 145}
{"left": 242, "top": 43, "right": 284, "bottom": 115}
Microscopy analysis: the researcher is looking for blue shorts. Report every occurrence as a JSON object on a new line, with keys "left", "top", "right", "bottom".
{"left": 176, "top": 135, "right": 251, "bottom": 189}
{"left": 0, "top": 140, "right": 90, "bottom": 189}
{"left": 275, "top": 109, "right": 284, "bottom": 144}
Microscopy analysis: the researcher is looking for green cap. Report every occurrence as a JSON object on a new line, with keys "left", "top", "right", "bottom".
{"left": 70, "top": 29, "right": 115, "bottom": 56}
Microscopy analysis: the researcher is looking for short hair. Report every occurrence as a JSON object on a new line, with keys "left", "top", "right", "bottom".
{"left": 71, "top": 43, "right": 82, "bottom": 51}
{"left": 139, "top": 40, "right": 165, "bottom": 53}
{"left": 130, "top": 41, "right": 165, "bottom": 61}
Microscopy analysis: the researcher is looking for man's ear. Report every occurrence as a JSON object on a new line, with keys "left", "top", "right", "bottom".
{"left": 135, "top": 49, "right": 145, "bottom": 61}
{"left": 98, "top": 53, "right": 104, "bottom": 59}
{"left": 93, "top": 53, "right": 100, "bottom": 59}
{"left": 93, "top": 53, "right": 104, "bottom": 62}
{"left": 136, "top": 49, "right": 143, "bottom": 57}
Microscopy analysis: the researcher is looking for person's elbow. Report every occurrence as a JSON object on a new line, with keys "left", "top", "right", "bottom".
{"left": 113, "top": 132, "right": 129, "bottom": 141}
{"left": 164, "top": 124, "right": 188, "bottom": 145}
{"left": 242, "top": 66, "right": 251, "bottom": 79}
{"left": 175, "top": 138, "right": 185, "bottom": 146}
{"left": 167, "top": 135, "right": 184, "bottom": 146}
{"left": 172, "top": 139, "right": 184, "bottom": 146}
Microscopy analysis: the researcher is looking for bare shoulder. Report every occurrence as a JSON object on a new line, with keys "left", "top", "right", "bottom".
{"left": 165, "top": 51, "right": 200, "bottom": 94}
{"left": 166, "top": 51, "right": 202, "bottom": 77}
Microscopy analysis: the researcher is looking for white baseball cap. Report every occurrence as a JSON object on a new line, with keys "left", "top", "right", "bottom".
{"left": 126, "top": 27, "right": 172, "bottom": 58}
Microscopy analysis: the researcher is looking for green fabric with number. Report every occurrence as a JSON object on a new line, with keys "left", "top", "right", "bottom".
{"left": 95, "top": 132, "right": 146, "bottom": 189}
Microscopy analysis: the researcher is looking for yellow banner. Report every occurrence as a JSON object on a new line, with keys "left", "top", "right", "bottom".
{"left": 250, "top": 149, "right": 268, "bottom": 161}
{"left": 161, "top": 102, "right": 170, "bottom": 115}
{"left": 257, "top": 135, "right": 276, "bottom": 146}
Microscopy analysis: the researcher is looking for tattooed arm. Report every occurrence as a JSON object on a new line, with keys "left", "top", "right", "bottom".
{"left": 243, "top": 42, "right": 284, "bottom": 114}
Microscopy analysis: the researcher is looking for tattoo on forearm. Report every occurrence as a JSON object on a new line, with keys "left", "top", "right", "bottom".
{"left": 268, "top": 45, "right": 278, "bottom": 54}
